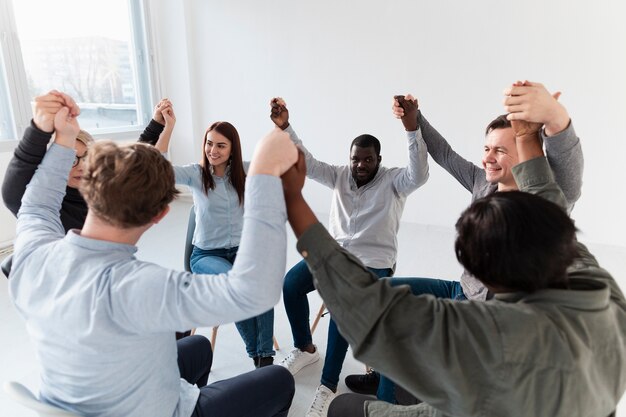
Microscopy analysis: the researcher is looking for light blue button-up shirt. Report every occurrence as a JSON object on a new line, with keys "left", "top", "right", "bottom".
{"left": 10, "top": 144, "right": 288, "bottom": 417}
{"left": 173, "top": 164, "right": 246, "bottom": 250}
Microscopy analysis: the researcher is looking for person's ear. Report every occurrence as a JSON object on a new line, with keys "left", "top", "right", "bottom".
{"left": 152, "top": 205, "right": 170, "bottom": 224}
{"left": 378, "top": 155, "right": 382, "bottom": 164}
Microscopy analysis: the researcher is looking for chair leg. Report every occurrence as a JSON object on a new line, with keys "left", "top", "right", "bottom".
{"left": 273, "top": 336, "right": 280, "bottom": 351}
{"left": 310, "top": 303, "right": 326, "bottom": 334}
{"left": 210, "top": 326, "right": 219, "bottom": 350}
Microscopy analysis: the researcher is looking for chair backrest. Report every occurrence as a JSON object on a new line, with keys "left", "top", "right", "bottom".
{"left": 183, "top": 206, "right": 196, "bottom": 272}
{"left": 1, "top": 254, "right": 13, "bottom": 279}
{"left": 3, "top": 381, "right": 81, "bottom": 417}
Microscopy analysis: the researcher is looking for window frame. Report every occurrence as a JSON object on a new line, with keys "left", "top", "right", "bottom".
{"left": 0, "top": 0, "right": 158, "bottom": 153}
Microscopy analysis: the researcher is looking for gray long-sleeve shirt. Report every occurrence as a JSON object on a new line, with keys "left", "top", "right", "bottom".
{"left": 9, "top": 144, "right": 288, "bottom": 417}
{"left": 299, "top": 157, "right": 625, "bottom": 417}
{"left": 285, "top": 125, "right": 429, "bottom": 269}
{"left": 418, "top": 111, "right": 584, "bottom": 300}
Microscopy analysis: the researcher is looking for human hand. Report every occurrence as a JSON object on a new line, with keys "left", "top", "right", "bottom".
{"left": 392, "top": 94, "right": 419, "bottom": 131}
{"left": 270, "top": 97, "right": 290, "bottom": 130}
{"left": 503, "top": 80, "right": 569, "bottom": 136}
{"left": 53, "top": 106, "right": 80, "bottom": 149}
{"left": 162, "top": 105, "right": 176, "bottom": 130}
{"left": 33, "top": 90, "right": 79, "bottom": 133}
{"left": 153, "top": 98, "right": 173, "bottom": 125}
{"left": 281, "top": 149, "right": 306, "bottom": 200}
{"left": 248, "top": 128, "right": 298, "bottom": 177}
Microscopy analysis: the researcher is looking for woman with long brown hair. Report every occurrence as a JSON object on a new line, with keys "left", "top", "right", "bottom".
{"left": 155, "top": 101, "right": 276, "bottom": 368}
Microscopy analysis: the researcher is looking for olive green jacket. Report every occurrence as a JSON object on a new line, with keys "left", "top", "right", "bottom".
{"left": 298, "top": 157, "right": 625, "bottom": 417}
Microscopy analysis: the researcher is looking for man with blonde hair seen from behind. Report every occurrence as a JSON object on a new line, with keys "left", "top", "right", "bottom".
{"left": 9, "top": 91, "right": 297, "bottom": 417}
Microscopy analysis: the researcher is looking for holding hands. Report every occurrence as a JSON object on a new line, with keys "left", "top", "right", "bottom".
{"left": 153, "top": 98, "right": 174, "bottom": 126}
{"left": 270, "top": 97, "right": 290, "bottom": 130}
{"left": 33, "top": 90, "right": 80, "bottom": 134}
{"left": 503, "top": 80, "right": 569, "bottom": 136}
{"left": 392, "top": 94, "right": 419, "bottom": 131}
{"left": 248, "top": 128, "right": 298, "bottom": 177}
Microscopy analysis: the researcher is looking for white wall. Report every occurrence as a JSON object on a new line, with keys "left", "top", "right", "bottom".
{"left": 151, "top": 0, "right": 626, "bottom": 249}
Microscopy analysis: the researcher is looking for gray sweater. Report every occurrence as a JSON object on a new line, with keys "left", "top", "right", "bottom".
{"left": 417, "top": 111, "right": 584, "bottom": 299}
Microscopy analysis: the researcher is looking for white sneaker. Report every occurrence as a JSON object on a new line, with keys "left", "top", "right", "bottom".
{"left": 277, "top": 347, "right": 320, "bottom": 375}
{"left": 305, "top": 385, "right": 336, "bottom": 417}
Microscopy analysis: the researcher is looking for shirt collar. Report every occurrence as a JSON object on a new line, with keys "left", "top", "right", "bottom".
{"left": 65, "top": 229, "right": 138, "bottom": 255}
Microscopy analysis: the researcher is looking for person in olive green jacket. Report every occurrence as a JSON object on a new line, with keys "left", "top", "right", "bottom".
{"left": 277, "top": 106, "right": 625, "bottom": 416}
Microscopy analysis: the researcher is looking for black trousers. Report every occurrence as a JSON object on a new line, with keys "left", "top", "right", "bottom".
{"left": 178, "top": 335, "right": 295, "bottom": 417}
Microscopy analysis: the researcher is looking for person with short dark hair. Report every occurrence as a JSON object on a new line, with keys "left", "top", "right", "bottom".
{"left": 9, "top": 91, "right": 297, "bottom": 417}
{"left": 278, "top": 109, "right": 625, "bottom": 417}
{"left": 345, "top": 81, "right": 585, "bottom": 401}
{"left": 269, "top": 97, "right": 429, "bottom": 417}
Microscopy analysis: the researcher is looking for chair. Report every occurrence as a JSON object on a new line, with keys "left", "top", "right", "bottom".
{"left": 3, "top": 381, "right": 81, "bottom": 417}
{"left": 183, "top": 206, "right": 279, "bottom": 351}
{"left": 1, "top": 254, "right": 13, "bottom": 279}
{"left": 310, "top": 303, "right": 328, "bottom": 335}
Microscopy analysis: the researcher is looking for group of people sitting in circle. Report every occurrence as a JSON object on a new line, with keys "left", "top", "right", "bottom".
{"left": 2, "top": 80, "right": 624, "bottom": 417}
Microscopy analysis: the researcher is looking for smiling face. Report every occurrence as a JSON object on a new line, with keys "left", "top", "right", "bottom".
{"left": 482, "top": 127, "right": 519, "bottom": 191}
{"left": 350, "top": 145, "right": 381, "bottom": 187}
{"left": 67, "top": 140, "right": 87, "bottom": 189}
{"left": 204, "top": 130, "right": 232, "bottom": 175}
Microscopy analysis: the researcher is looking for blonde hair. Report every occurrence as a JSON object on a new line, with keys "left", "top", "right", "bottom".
{"left": 80, "top": 141, "right": 179, "bottom": 228}
{"left": 75, "top": 129, "right": 94, "bottom": 147}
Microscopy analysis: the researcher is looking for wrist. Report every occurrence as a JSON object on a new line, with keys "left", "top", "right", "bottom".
{"left": 33, "top": 118, "right": 53, "bottom": 133}
{"left": 544, "top": 113, "right": 570, "bottom": 137}
{"left": 279, "top": 122, "right": 290, "bottom": 130}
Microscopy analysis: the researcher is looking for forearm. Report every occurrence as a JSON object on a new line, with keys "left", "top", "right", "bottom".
{"left": 154, "top": 125, "right": 173, "bottom": 153}
{"left": 393, "top": 129, "right": 429, "bottom": 193}
{"left": 515, "top": 133, "right": 544, "bottom": 163}
{"left": 285, "top": 193, "right": 318, "bottom": 238}
{"left": 1, "top": 122, "right": 53, "bottom": 215}
{"left": 543, "top": 121, "right": 583, "bottom": 209}
{"left": 512, "top": 156, "right": 566, "bottom": 209}
{"left": 15, "top": 144, "right": 74, "bottom": 241}
{"left": 418, "top": 111, "right": 479, "bottom": 192}
{"left": 138, "top": 119, "right": 165, "bottom": 145}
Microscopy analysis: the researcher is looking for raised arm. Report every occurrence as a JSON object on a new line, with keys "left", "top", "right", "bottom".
{"left": 14, "top": 94, "right": 81, "bottom": 261}
{"left": 270, "top": 97, "right": 339, "bottom": 187}
{"left": 390, "top": 95, "right": 429, "bottom": 194}
{"left": 114, "top": 128, "right": 300, "bottom": 331}
{"left": 393, "top": 95, "right": 482, "bottom": 193}
{"left": 504, "top": 80, "right": 583, "bottom": 211}
{"left": 2, "top": 91, "right": 68, "bottom": 216}
{"left": 153, "top": 101, "right": 176, "bottom": 153}
{"left": 138, "top": 99, "right": 171, "bottom": 145}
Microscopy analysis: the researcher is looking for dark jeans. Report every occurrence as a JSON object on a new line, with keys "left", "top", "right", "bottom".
{"left": 283, "top": 259, "right": 392, "bottom": 391}
{"left": 376, "top": 277, "right": 466, "bottom": 403}
{"left": 181, "top": 335, "right": 295, "bottom": 417}
{"left": 191, "top": 246, "right": 275, "bottom": 358}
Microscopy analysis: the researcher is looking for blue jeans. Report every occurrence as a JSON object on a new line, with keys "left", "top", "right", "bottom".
{"left": 376, "top": 277, "right": 466, "bottom": 403}
{"left": 191, "top": 246, "right": 276, "bottom": 358}
{"left": 283, "top": 259, "right": 392, "bottom": 391}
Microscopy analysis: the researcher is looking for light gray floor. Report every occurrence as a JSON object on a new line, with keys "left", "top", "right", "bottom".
{"left": 1, "top": 198, "right": 624, "bottom": 416}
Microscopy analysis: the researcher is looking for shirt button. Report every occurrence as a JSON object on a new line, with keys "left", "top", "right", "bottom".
{"left": 301, "top": 250, "right": 308, "bottom": 258}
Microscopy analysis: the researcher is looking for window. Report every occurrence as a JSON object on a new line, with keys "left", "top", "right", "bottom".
{"left": 0, "top": 0, "right": 155, "bottom": 150}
